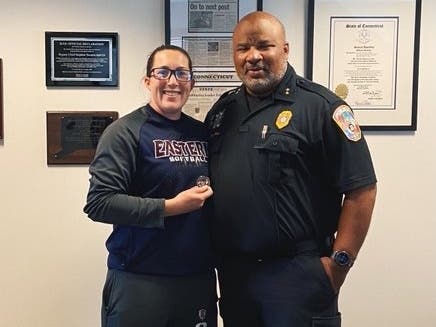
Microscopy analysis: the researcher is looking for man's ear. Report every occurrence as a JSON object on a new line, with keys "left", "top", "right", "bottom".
{"left": 190, "top": 79, "right": 195, "bottom": 89}
{"left": 284, "top": 42, "right": 290, "bottom": 56}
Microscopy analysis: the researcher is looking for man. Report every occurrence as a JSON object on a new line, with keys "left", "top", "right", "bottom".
{"left": 205, "top": 11, "right": 377, "bottom": 327}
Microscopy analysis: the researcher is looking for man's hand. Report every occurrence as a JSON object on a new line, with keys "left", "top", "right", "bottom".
{"left": 320, "top": 256, "right": 349, "bottom": 294}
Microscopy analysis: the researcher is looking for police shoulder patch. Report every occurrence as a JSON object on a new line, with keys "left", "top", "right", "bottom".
{"left": 332, "top": 105, "right": 361, "bottom": 142}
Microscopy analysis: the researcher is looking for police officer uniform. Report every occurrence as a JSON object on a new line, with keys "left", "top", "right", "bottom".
{"left": 205, "top": 65, "right": 377, "bottom": 327}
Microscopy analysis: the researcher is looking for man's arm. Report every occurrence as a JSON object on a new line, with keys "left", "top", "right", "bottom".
{"left": 321, "top": 183, "right": 377, "bottom": 292}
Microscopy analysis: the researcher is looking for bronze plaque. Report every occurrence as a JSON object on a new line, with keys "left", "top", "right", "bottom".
{"left": 46, "top": 111, "right": 118, "bottom": 165}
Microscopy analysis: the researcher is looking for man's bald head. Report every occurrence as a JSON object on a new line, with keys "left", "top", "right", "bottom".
{"left": 232, "top": 12, "right": 289, "bottom": 96}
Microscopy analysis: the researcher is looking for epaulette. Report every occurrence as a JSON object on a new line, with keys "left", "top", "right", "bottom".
{"left": 215, "top": 86, "right": 241, "bottom": 104}
{"left": 296, "top": 78, "right": 340, "bottom": 105}
{"left": 205, "top": 87, "right": 240, "bottom": 127}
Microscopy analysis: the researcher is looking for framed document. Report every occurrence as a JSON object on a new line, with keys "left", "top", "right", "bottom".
{"left": 307, "top": 0, "right": 422, "bottom": 131}
{"left": 0, "top": 58, "right": 3, "bottom": 139}
{"left": 46, "top": 111, "right": 118, "bottom": 165}
{"left": 165, "top": 0, "right": 263, "bottom": 45}
{"left": 165, "top": 0, "right": 262, "bottom": 119}
{"left": 45, "top": 32, "right": 119, "bottom": 87}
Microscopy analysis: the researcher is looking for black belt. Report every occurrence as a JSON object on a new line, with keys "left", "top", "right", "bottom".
{"left": 220, "top": 239, "right": 324, "bottom": 265}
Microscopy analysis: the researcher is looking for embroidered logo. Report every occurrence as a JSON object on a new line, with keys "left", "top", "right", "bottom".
{"left": 333, "top": 105, "right": 361, "bottom": 141}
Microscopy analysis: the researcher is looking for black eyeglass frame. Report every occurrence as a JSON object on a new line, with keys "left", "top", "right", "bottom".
{"left": 149, "top": 67, "right": 193, "bottom": 82}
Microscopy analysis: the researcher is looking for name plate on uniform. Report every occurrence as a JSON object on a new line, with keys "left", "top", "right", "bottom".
{"left": 46, "top": 111, "right": 118, "bottom": 165}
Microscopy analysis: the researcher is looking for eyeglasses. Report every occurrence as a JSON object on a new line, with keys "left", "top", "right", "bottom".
{"left": 150, "top": 67, "right": 193, "bottom": 82}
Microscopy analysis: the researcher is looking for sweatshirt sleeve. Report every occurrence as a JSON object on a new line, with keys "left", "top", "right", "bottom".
{"left": 83, "top": 114, "right": 165, "bottom": 228}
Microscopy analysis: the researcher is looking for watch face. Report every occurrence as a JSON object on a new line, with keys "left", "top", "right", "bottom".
{"left": 335, "top": 251, "right": 350, "bottom": 266}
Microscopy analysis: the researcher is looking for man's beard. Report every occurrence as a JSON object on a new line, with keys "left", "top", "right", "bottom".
{"left": 240, "top": 64, "right": 286, "bottom": 96}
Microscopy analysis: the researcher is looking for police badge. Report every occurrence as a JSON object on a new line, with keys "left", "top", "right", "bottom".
{"left": 275, "top": 110, "right": 293, "bottom": 129}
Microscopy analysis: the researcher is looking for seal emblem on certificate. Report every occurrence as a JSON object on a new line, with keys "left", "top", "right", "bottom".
{"left": 335, "top": 83, "right": 349, "bottom": 100}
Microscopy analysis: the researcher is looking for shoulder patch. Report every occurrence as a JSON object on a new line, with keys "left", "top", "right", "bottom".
{"left": 332, "top": 105, "right": 361, "bottom": 142}
{"left": 297, "top": 78, "right": 339, "bottom": 104}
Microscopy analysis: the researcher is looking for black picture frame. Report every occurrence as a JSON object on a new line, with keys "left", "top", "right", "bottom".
{"left": 45, "top": 32, "right": 119, "bottom": 87}
{"left": 307, "top": 0, "right": 421, "bottom": 131}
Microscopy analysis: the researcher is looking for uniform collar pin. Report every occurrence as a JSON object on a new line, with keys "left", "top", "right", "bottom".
{"left": 284, "top": 88, "right": 290, "bottom": 95}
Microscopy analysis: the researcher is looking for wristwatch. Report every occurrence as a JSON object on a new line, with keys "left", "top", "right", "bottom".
{"left": 330, "top": 250, "right": 355, "bottom": 268}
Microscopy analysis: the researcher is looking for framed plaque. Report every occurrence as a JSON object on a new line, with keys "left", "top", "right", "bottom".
{"left": 46, "top": 111, "right": 118, "bottom": 165}
{"left": 45, "top": 32, "right": 119, "bottom": 87}
{"left": 0, "top": 58, "right": 3, "bottom": 139}
{"left": 307, "top": 0, "right": 421, "bottom": 131}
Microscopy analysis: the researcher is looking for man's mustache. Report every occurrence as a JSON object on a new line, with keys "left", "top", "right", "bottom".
{"left": 245, "top": 64, "right": 266, "bottom": 72}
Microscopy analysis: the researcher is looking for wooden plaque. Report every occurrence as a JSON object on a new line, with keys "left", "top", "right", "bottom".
{"left": 46, "top": 111, "right": 118, "bottom": 165}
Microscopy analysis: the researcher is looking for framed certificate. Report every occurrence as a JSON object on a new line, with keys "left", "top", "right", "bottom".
{"left": 45, "top": 32, "right": 119, "bottom": 87}
{"left": 307, "top": 0, "right": 422, "bottom": 131}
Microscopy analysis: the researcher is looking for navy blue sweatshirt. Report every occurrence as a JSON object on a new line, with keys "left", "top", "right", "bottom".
{"left": 84, "top": 105, "right": 214, "bottom": 275}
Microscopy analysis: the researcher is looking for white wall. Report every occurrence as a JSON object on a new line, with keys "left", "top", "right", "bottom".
{"left": 0, "top": 1, "right": 161, "bottom": 326}
{"left": 0, "top": 1, "right": 435, "bottom": 326}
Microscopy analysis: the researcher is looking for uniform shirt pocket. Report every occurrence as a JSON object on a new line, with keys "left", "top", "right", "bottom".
{"left": 254, "top": 133, "right": 299, "bottom": 184}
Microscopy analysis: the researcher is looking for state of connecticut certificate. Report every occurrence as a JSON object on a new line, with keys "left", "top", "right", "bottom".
{"left": 329, "top": 17, "right": 398, "bottom": 110}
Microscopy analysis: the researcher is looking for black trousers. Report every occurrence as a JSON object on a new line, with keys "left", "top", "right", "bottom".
{"left": 218, "top": 253, "right": 341, "bottom": 327}
{"left": 101, "top": 269, "right": 217, "bottom": 327}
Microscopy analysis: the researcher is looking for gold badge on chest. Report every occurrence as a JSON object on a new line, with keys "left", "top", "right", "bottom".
{"left": 275, "top": 110, "right": 293, "bottom": 129}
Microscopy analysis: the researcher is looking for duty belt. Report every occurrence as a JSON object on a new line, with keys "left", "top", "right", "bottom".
{"left": 220, "top": 239, "right": 327, "bottom": 265}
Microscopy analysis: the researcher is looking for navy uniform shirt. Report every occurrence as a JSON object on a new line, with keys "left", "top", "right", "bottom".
{"left": 205, "top": 65, "right": 377, "bottom": 258}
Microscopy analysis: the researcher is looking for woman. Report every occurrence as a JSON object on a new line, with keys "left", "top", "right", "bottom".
{"left": 84, "top": 44, "right": 217, "bottom": 327}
